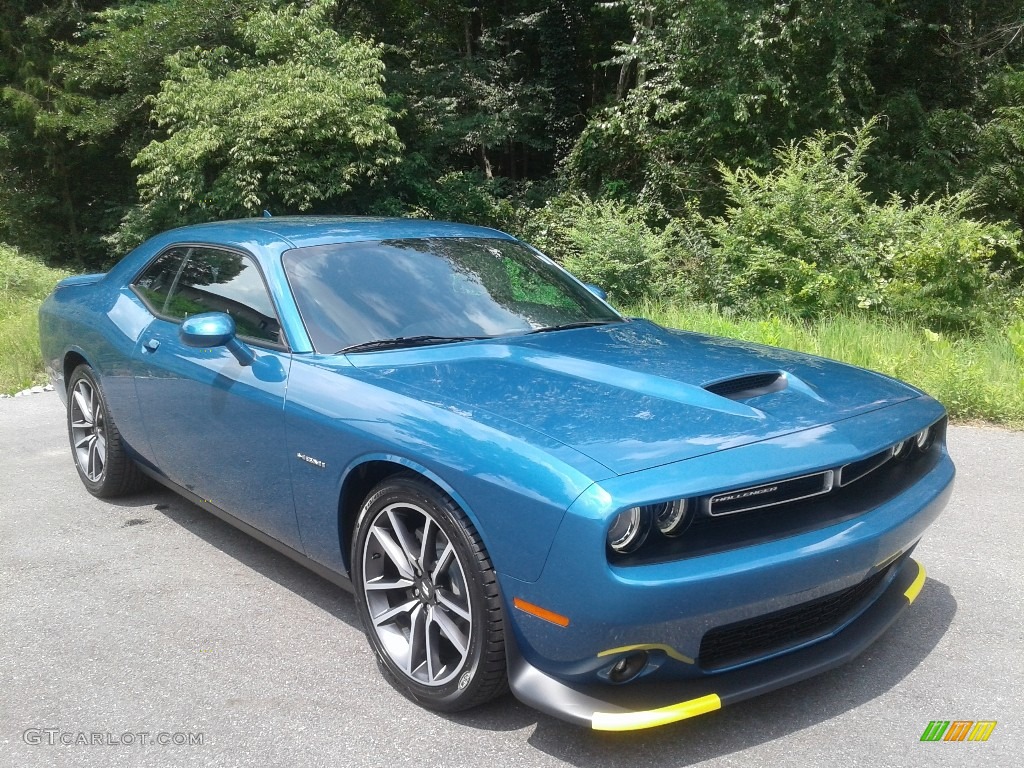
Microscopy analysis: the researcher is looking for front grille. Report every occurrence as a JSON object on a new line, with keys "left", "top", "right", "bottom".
{"left": 698, "top": 564, "right": 893, "bottom": 670}
{"left": 838, "top": 447, "right": 895, "bottom": 487}
{"left": 706, "top": 470, "right": 834, "bottom": 517}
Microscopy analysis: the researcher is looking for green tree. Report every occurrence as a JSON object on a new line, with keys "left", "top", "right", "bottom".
{"left": 340, "top": 1, "right": 624, "bottom": 222}
{"left": 972, "top": 68, "right": 1024, "bottom": 228}
{"left": 0, "top": 0, "right": 113, "bottom": 264}
{"left": 567, "top": 0, "right": 881, "bottom": 213}
{"left": 2, "top": 1, "right": 253, "bottom": 265}
{"left": 117, "top": 0, "right": 402, "bottom": 249}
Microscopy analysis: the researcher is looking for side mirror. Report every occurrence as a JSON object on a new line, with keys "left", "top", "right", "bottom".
{"left": 584, "top": 283, "right": 608, "bottom": 301}
{"left": 179, "top": 312, "right": 255, "bottom": 366}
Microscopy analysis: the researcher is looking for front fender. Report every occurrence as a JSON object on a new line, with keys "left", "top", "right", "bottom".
{"left": 284, "top": 355, "right": 612, "bottom": 581}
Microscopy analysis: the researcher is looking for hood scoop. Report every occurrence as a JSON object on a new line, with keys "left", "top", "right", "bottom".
{"left": 704, "top": 371, "right": 787, "bottom": 401}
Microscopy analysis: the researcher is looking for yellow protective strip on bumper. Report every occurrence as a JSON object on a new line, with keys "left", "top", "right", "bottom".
{"left": 591, "top": 693, "right": 721, "bottom": 731}
{"left": 904, "top": 560, "right": 926, "bottom": 604}
{"left": 596, "top": 643, "right": 694, "bottom": 665}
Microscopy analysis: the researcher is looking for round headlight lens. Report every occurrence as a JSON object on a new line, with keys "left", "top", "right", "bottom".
{"left": 607, "top": 507, "right": 651, "bottom": 554}
{"left": 653, "top": 499, "right": 690, "bottom": 537}
{"left": 915, "top": 426, "right": 933, "bottom": 451}
{"left": 892, "top": 438, "right": 911, "bottom": 459}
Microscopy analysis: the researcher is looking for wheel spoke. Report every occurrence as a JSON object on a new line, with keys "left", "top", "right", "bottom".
{"left": 387, "top": 508, "right": 420, "bottom": 565}
{"left": 370, "top": 526, "right": 415, "bottom": 580}
{"left": 73, "top": 387, "right": 93, "bottom": 426}
{"left": 425, "top": 610, "right": 440, "bottom": 682}
{"left": 371, "top": 598, "right": 418, "bottom": 628}
{"left": 428, "top": 614, "right": 452, "bottom": 684}
{"left": 87, "top": 438, "right": 101, "bottom": 480}
{"left": 418, "top": 517, "right": 435, "bottom": 568}
{"left": 364, "top": 576, "right": 415, "bottom": 592}
{"left": 432, "top": 607, "right": 469, "bottom": 656}
{"left": 407, "top": 603, "right": 427, "bottom": 676}
{"left": 436, "top": 589, "right": 472, "bottom": 622}
{"left": 431, "top": 542, "right": 455, "bottom": 583}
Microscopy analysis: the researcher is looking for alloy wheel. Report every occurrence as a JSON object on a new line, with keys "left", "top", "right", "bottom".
{"left": 361, "top": 502, "right": 474, "bottom": 687}
{"left": 70, "top": 378, "right": 106, "bottom": 483}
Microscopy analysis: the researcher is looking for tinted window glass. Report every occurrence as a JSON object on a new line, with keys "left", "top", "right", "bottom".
{"left": 133, "top": 247, "right": 283, "bottom": 345}
{"left": 133, "top": 247, "right": 188, "bottom": 314}
{"left": 282, "top": 237, "right": 621, "bottom": 353}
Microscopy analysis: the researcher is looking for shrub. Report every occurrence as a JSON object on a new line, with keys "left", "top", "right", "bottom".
{"left": 522, "top": 195, "right": 667, "bottom": 305}
{"left": 117, "top": 0, "right": 402, "bottom": 252}
{"left": 871, "top": 195, "right": 1021, "bottom": 330}
{"left": 404, "top": 171, "right": 523, "bottom": 232}
{"left": 706, "top": 121, "right": 1022, "bottom": 331}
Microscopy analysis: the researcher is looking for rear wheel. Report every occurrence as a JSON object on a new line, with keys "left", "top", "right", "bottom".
{"left": 352, "top": 473, "right": 507, "bottom": 711}
{"left": 67, "top": 364, "right": 148, "bottom": 497}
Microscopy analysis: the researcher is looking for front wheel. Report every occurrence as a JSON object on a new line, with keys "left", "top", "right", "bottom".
{"left": 352, "top": 473, "right": 507, "bottom": 712}
{"left": 67, "top": 364, "right": 147, "bottom": 498}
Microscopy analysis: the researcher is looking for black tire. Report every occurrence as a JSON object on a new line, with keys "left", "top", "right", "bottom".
{"left": 66, "top": 364, "right": 148, "bottom": 498}
{"left": 352, "top": 472, "right": 507, "bottom": 712}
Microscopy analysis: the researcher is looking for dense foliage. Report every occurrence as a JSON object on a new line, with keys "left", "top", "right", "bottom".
{"left": 1, "top": 0, "right": 1022, "bottom": 332}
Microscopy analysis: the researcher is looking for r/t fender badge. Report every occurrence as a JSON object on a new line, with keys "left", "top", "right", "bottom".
{"left": 296, "top": 452, "right": 327, "bottom": 469}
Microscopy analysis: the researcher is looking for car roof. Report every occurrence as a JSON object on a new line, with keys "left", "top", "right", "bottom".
{"left": 161, "top": 216, "right": 516, "bottom": 250}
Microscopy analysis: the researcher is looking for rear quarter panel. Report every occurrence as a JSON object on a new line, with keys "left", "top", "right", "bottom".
{"left": 39, "top": 275, "right": 154, "bottom": 463}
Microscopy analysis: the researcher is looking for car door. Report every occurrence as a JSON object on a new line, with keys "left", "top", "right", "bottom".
{"left": 130, "top": 244, "right": 302, "bottom": 550}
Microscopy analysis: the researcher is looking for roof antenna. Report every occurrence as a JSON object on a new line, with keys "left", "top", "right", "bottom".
{"left": 262, "top": 209, "right": 272, "bottom": 218}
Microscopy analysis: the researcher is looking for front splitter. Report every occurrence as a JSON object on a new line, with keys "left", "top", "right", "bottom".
{"left": 507, "top": 559, "right": 926, "bottom": 730}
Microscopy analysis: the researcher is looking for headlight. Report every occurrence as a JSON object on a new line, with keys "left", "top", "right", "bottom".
{"left": 892, "top": 438, "right": 911, "bottom": 459}
{"left": 607, "top": 507, "right": 651, "bottom": 553}
{"left": 653, "top": 499, "right": 691, "bottom": 537}
{"left": 915, "top": 426, "right": 933, "bottom": 451}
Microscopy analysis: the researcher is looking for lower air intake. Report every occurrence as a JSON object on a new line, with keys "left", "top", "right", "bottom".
{"left": 698, "top": 563, "right": 894, "bottom": 670}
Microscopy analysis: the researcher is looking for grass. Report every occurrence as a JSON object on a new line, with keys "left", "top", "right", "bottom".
{"left": 1, "top": 244, "right": 72, "bottom": 394}
{"left": 634, "top": 301, "right": 1024, "bottom": 429}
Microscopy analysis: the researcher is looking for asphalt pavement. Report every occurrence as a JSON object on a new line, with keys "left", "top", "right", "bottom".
{"left": 1, "top": 390, "right": 1020, "bottom": 768}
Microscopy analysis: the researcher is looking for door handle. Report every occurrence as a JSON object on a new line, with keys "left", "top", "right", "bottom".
{"left": 144, "top": 338, "right": 160, "bottom": 352}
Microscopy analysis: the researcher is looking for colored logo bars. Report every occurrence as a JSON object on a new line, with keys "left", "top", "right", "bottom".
{"left": 920, "top": 721, "right": 997, "bottom": 742}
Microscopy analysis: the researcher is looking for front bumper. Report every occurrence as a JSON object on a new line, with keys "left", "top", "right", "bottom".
{"left": 508, "top": 558, "right": 927, "bottom": 730}
{"left": 497, "top": 398, "right": 953, "bottom": 729}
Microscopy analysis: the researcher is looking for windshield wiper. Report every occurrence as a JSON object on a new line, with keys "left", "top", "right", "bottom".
{"left": 526, "top": 319, "right": 620, "bottom": 335}
{"left": 337, "top": 335, "right": 488, "bottom": 354}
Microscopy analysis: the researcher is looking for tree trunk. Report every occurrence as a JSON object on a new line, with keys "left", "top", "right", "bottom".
{"left": 53, "top": 148, "right": 79, "bottom": 254}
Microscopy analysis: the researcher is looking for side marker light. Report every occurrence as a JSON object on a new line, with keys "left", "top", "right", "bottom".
{"left": 513, "top": 597, "right": 570, "bottom": 627}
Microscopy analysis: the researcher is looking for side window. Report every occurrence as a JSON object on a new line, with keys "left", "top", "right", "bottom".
{"left": 133, "top": 246, "right": 284, "bottom": 346}
{"left": 133, "top": 247, "right": 189, "bottom": 315}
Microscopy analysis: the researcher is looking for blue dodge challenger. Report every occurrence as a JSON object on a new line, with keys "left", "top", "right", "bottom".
{"left": 39, "top": 217, "right": 954, "bottom": 730}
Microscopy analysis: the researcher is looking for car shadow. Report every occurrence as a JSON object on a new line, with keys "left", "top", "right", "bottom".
{"left": 102, "top": 486, "right": 957, "bottom": 748}
{"left": 103, "top": 485, "right": 363, "bottom": 630}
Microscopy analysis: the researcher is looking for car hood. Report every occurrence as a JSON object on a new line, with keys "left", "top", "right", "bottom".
{"left": 347, "top": 319, "right": 920, "bottom": 475}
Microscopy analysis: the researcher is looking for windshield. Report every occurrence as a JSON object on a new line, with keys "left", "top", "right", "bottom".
{"left": 281, "top": 237, "right": 622, "bottom": 353}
